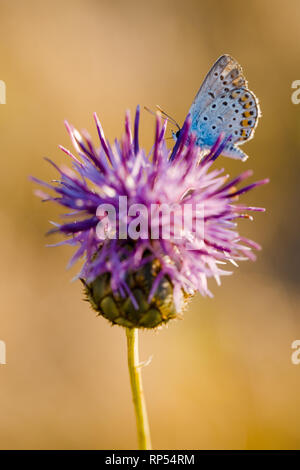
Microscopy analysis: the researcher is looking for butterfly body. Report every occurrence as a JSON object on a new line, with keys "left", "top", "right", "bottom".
{"left": 180, "top": 54, "right": 261, "bottom": 161}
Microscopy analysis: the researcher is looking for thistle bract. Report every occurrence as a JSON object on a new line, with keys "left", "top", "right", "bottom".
{"left": 32, "top": 106, "right": 268, "bottom": 328}
{"left": 82, "top": 254, "right": 186, "bottom": 328}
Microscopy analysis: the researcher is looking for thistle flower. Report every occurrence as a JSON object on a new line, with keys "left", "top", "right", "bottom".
{"left": 32, "top": 106, "right": 268, "bottom": 329}
{"left": 32, "top": 104, "right": 268, "bottom": 450}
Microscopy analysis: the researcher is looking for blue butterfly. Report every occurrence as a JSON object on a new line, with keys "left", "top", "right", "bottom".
{"left": 167, "top": 54, "right": 261, "bottom": 161}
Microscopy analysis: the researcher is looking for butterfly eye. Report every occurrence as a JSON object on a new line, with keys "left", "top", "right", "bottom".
{"left": 175, "top": 130, "right": 180, "bottom": 139}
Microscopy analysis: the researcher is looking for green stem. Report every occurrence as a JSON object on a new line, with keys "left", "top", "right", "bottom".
{"left": 126, "top": 327, "right": 152, "bottom": 450}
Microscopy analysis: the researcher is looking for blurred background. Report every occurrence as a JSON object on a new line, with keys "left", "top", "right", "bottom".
{"left": 0, "top": 0, "right": 299, "bottom": 450}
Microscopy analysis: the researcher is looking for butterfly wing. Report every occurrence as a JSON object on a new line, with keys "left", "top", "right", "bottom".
{"left": 191, "top": 87, "right": 260, "bottom": 161}
{"left": 189, "top": 55, "right": 247, "bottom": 122}
{"left": 188, "top": 55, "right": 260, "bottom": 160}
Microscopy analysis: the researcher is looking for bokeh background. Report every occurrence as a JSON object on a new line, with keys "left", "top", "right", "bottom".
{"left": 0, "top": 0, "right": 299, "bottom": 450}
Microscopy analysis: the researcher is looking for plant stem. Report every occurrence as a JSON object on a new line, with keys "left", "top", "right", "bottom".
{"left": 126, "top": 327, "right": 152, "bottom": 450}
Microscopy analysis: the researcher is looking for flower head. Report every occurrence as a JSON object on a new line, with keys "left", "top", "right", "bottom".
{"left": 32, "top": 106, "right": 268, "bottom": 328}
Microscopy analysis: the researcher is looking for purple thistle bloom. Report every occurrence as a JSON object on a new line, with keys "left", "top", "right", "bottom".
{"left": 32, "top": 106, "right": 268, "bottom": 326}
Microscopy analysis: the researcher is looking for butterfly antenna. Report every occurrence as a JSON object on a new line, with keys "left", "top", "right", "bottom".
{"left": 155, "top": 105, "right": 181, "bottom": 130}
{"left": 144, "top": 106, "right": 157, "bottom": 118}
{"left": 144, "top": 105, "right": 181, "bottom": 131}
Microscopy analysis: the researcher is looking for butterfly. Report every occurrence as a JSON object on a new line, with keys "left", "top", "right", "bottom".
{"left": 164, "top": 54, "right": 261, "bottom": 161}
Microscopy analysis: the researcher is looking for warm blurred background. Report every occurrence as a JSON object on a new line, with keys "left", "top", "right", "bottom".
{"left": 0, "top": 0, "right": 299, "bottom": 450}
